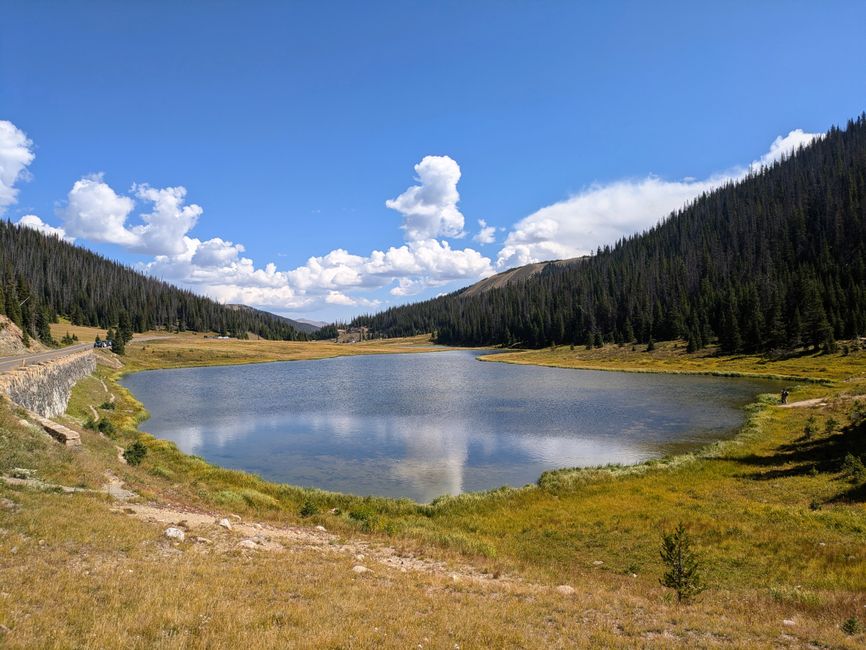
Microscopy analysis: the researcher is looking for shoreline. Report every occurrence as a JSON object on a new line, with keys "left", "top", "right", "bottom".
{"left": 104, "top": 339, "right": 810, "bottom": 507}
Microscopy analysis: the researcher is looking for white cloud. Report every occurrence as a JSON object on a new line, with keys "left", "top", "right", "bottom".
{"left": 58, "top": 174, "right": 138, "bottom": 246}
{"left": 57, "top": 175, "right": 204, "bottom": 255}
{"left": 473, "top": 219, "right": 496, "bottom": 244}
{"left": 496, "top": 129, "right": 821, "bottom": 269}
{"left": 0, "top": 120, "right": 35, "bottom": 215}
{"left": 16, "top": 214, "right": 73, "bottom": 242}
{"left": 130, "top": 183, "right": 203, "bottom": 255}
{"left": 752, "top": 129, "right": 818, "bottom": 170}
{"left": 385, "top": 155, "right": 466, "bottom": 240}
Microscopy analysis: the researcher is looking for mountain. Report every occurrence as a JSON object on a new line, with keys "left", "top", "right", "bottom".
{"left": 0, "top": 221, "right": 303, "bottom": 341}
{"left": 225, "top": 304, "right": 321, "bottom": 334}
{"left": 459, "top": 257, "right": 584, "bottom": 298}
{"left": 351, "top": 114, "right": 866, "bottom": 352}
{"left": 295, "top": 318, "right": 327, "bottom": 329}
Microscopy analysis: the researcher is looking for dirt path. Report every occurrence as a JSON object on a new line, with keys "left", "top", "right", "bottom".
{"left": 116, "top": 499, "right": 521, "bottom": 586}
{"left": 779, "top": 397, "right": 828, "bottom": 409}
{"left": 2, "top": 473, "right": 554, "bottom": 592}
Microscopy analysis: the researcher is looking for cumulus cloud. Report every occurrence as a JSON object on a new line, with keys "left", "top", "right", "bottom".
{"left": 57, "top": 175, "right": 203, "bottom": 255}
{"left": 130, "top": 183, "right": 203, "bottom": 255}
{"left": 57, "top": 174, "right": 138, "bottom": 246}
{"left": 496, "top": 129, "right": 821, "bottom": 269}
{"left": 473, "top": 219, "right": 496, "bottom": 245}
{"left": 752, "top": 128, "right": 819, "bottom": 170}
{"left": 385, "top": 155, "right": 466, "bottom": 240}
{"left": 0, "top": 120, "right": 35, "bottom": 214}
{"left": 16, "top": 214, "right": 73, "bottom": 242}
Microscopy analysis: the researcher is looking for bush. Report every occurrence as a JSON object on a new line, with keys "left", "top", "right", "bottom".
{"left": 660, "top": 523, "right": 706, "bottom": 603}
{"left": 841, "top": 453, "right": 866, "bottom": 482}
{"left": 851, "top": 400, "right": 866, "bottom": 424}
{"left": 803, "top": 415, "right": 818, "bottom": 438}
{"left": 97, "top": 419, "right": 116, "bottom": 436}
{"left": 299, "top": 499, "right": 319, "bottom": 517}
{"left": 646, "top": 338, "right": 655, "bottom": 352}
{"left": 83, "top": 416, "right": 97, "bottom": 430}
{"left": 824, "top": 416, "right": 838, "bottom": 434}
{"left": 123, "top": 440, "right": 147, "bottom": 466}
{"left": 841, "top": 616, "right": 862, "bottom": 635}
{"left": 99, "top": 401, "right": 115, "bottom": 410}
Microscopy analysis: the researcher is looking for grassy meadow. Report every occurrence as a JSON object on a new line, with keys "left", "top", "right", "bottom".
{"left": 1, "top": 335, "right": 865, "bottom": 647}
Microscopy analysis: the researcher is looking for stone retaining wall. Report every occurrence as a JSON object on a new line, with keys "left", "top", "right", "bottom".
{"left": 0, "top": 351, "right": 96, "bottom": 418}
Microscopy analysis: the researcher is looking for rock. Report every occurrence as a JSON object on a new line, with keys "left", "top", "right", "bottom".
{"left": 355, "top": 554, "right": 365, "bottom": 561}
{"left": 315, "top": 525, "right": 327, "bottom": 532}
{"left": 229, "top": 514, "right": 242, "bottom": 521}
{"left": 238, "top": 539, "right": 259, "bottom": 549}
{"left": 164, "top": 527, "right": 185, "bottom": 542}
{"left": 253, "top": 523, "right": 263, "bottom": 530}
{"left": 592, "top": 560, "right": 604, "bottom": 566}
{"left": 218, "top": 518, "right": 232, "bottom": 530}
{"left": 782, "top": 619, "right": 796, "bottom": 627}
{"left": 194, "top": 537, "right": 213, "bottom": 545}
{"left": 352, "top": 565, "right": 371, "bottom": 574}
{"left": 556, "top": 585, "right": 576, "bottom": 596}
{"left": 10, "top": 468, "right": 35, "bottom": 480}
{"left": 0, "top": 498, "right": 18, "bottom": 512}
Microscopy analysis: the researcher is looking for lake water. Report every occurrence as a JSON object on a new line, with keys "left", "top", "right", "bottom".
{"left": 122, "top": 350, "right": 779, "bottom": 502}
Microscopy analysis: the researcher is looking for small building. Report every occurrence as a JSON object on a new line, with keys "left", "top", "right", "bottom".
{"left": 335, "top": 326, "right": 369, "bottom": 344}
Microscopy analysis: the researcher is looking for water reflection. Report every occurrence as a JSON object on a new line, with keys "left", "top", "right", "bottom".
{"left": 122, "top": 350, "right": 780, "bottom": 502}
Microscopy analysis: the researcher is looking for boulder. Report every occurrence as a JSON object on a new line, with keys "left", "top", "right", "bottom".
{"left": 164, "top": 527, "right": 185, "bottom": 542}
{"left": 556, "top": 585, "right": 576, "bottom": 596}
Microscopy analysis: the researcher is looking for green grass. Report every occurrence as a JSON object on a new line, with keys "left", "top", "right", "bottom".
{"left": 1, "top": 336, "right": 865, "bottom": 647}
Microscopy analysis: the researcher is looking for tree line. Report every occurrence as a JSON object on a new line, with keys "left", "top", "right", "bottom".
{"left": 351, "top": 114, "right": 866, "bottom": 353}
{"left": 0, "top": 221, "right": 305, "bottom": 344}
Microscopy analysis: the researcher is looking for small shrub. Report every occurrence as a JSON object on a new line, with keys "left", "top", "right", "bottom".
{"left": 851, "top": 400, "right": 866, "bottom": 424}
{"left": 646, "top": 338, "right": 655, "bottom": 352}
{"left": 299, "top": 499, "right": 319, "bottom": 517}
{"left": 123, "top": 440, "right": 147, "bottom": 466}
{"left": 660, "top": 523, "right": 706, "bottom": 603}
{"left": 841, "top": 453, "right": 866, "bottom": 482}
{"left": 824, "top": 416, "right": 838, "bottom": 434}
{"left": 803, "top": 415, "right": 818, "bottom": 438}
{"left": 83, "top": 416, "right": 97, "bottom": 430}
{"left": 99, "top": 401, "right": 115, "bottom": 410}
{"left": 97, "top": 419, "right": 116, "bottom": 436}
{"left": 841, "top": 616, "right": 862, "bottom": 635}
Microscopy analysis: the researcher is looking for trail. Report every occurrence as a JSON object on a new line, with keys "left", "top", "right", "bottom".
{"left": 779, "top": 398, "right": 827, "bottom": 409}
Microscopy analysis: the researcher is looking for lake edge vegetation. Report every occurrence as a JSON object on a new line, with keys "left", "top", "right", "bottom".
{"left": 2, "top": 334, "right": 864, "bottom": 646}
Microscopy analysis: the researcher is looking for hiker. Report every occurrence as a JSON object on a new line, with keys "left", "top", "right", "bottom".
{"left": 780, "top": 389, "right": 789, "bottom": 405}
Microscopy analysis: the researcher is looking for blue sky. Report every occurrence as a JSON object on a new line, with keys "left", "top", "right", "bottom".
{"left": 2, "top": 1, "right": 865, "bottom": 321}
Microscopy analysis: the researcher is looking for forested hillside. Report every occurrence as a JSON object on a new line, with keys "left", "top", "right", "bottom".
{"left": 0, "top": 222, "right": 303, "bottom": 342}
{"left": 352, "top": 114, "right": 866, "bottom": 353}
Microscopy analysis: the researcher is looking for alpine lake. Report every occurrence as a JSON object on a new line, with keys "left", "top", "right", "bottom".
{"left": 121, "top": 349, "right": 783, "bottom": 503}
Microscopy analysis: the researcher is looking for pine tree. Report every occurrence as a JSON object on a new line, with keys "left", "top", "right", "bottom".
{"left": 660, "top": 523, "right": 706, "bottom": 603}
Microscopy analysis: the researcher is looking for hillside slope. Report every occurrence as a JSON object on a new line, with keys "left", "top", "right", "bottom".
{"left": 353, "top": 114, "right": 866, "bottom": 351}
{"left": 0, "top": 221, "right": 302, "bottom": 341}
{"left": 459, "top": 257, "right": 584, "bottom": 298}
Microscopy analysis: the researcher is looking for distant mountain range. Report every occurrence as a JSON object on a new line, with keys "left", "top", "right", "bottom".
{"left": 225, "top": 305, "right": 321, "bottom": 334}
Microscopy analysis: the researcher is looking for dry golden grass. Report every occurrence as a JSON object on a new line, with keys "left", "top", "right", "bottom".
{"left": 123, "top": 333, "right": 443, "bottom": 371}
{"left": 1, "top": 336, "right": 865, "bottom": 647}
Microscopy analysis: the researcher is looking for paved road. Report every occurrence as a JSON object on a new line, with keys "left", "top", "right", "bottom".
{"left": 0, "top": 342, "right": 94, "bottom": 373}
{"left": 0, "top": 335, "right": 169, "bottom": 374}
